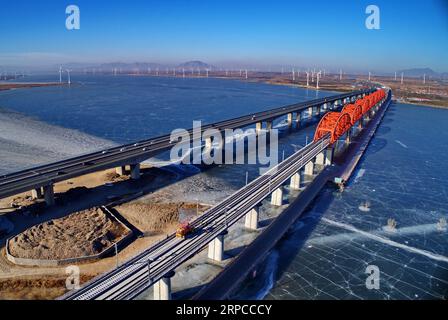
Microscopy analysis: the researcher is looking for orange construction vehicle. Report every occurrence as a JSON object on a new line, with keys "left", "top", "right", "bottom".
{"left": 176, "top": 222, "right": 195, "bottom": 238}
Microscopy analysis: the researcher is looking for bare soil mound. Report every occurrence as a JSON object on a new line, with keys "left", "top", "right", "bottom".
{"left": 8, "top": 207, "right": 130, "bottom": 260}
{"left": 117, "top": 202, "right": 180, "bottom": 232}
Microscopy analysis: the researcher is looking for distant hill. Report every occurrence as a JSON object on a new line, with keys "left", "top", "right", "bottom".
{"left": 398, "top": 68, "right": 438, "bottom": 78}
{"left": 177, "top": 61, "right": 214, "bottom": 69}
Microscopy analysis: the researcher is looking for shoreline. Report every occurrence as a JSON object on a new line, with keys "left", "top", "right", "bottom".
{"left": 0, "top": 82, "right": 63, "bottom": 92}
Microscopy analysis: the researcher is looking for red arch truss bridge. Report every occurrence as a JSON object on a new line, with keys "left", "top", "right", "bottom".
{"left": 313, "top": 111, "right": 352, "bottom": 144}
{"left": 341, "top": 103, "right": 363, "bottom": 125}
{"left": 313, "top": 89, "right": 386, "bottom": 144}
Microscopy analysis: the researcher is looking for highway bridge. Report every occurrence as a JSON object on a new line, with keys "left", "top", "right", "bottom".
{"left": 61, "top": 88, "right": 389, "bottom": 300}
{"left": 0, "top": 89, "right": 374, "bottom": 205}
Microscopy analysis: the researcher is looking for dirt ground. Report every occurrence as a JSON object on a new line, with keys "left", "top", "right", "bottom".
{"left": 8, "top": 207, "right": 130, "bottom": 260}
{"left": 0, "top": 274, "right": 95, "bottom": 300}
{"left": 116, "top": 201, "right": 209, "bottom": 235}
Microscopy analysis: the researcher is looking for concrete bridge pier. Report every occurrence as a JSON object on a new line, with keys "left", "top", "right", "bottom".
{"left": 289, "top": 170, "right": 302, "bottom": 190}
{"left": 256, "top": 122, "right": 262, "bottom": 134}
{"left": 31, "top": 188, "right": 43, "bottom": 200}
{"left": 244, "top": 205, "right": 260, "bottom": 230}
{"left": 315, "top": 151, "right": 325, "bottom": 166}
{"left": 266, "top": 120, "right": 273, "bottom": 131}
{"left": 208, "top": 230, "right": 228, "bottom": 262}
{"left": 304, "top": 159, "right": 315, "bottom": 177}
{"left": 153, "top": 270, "right": 175, "bottom": 300}
{"left": 315, "top": 147, "right": 334, "bottom": 167}
{"left": 287, "top": 113, "right": 293, "bottom": 129}
{"left": 325, "top": 147, "right": 334, "bottom": 166}
{"left": 295, "top": 112, "right": 302, "bottom": 128}
{"left": 271, "top": 187, "right": 283, "bottom": 206}
{"left": 43, "top": 184, "right": 55, "bottom": 206}
{"left": 308, "top": 106, "right": 313, "bottom": 118}
{"left": 130, "top": 163, "right": 140, "bottom": 180}
{"left": 116, "top": 166, "right": 126, "bottom": 176}
{"left": 345, "top": 129, "right": 352, "bottom": 145}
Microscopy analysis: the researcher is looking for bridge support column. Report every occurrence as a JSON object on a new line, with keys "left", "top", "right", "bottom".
{"left": 304, "top": 160, "right": 315, "bottom": 176}
{"left": 308, "top": 107, "right": 313, "bottom": 118}
{"left": 116, "top": 166, "right": 126, "bottom": 176}
{"left": 295, "top": 112, "right": 301, "bottom": 128}
{"left": 130, "top": 163, "right": 140, "bottom": 180}
{"left": 315, "top": 151, "right": 325, "bottom": 166}
{"left": 287, "top": 113, "right": 293, "bottom": 129}
{"left": 358, "top": 118, "right": 363, "bottom": 129}
{"left": 208, "top": 230, "right": 228, "bottom": 262}
{"left": 271, "top": 187, "right": 283, "bottom": 206}
{"left": 43, "top": 184, "right": 55, "bottom": 206}
{"left": 31, "top": 188, "right": 42, "bottom": 200}
{"left": 345, "top": 130, "right": 352, "bottom": 145}
{"left": 266, "top": 120, "right": 273, "bottom": 131}
{"left": 153, "top": 270, "right": 175, "bottom": 300}
{"left": 290, "top": 171, "right": 302, "bottom": 190}
{"left": 245, "top": 205, "right": 260, "bottom": 230}
{"left": 255, "top": 122, "right": 262, "bottom": 134}
{"left": 325, "top": 147, "right": 334, "bottom": 166}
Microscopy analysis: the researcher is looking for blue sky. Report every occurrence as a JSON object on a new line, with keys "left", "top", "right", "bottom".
{"left": 0, "top": 0, "right": 447, "bottom": 72}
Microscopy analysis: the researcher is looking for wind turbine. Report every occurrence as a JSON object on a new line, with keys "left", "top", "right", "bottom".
{"left": 306, "top": 71, "right": 310, "bottom": 87}
{"left": 394, "top": 71, "right": 397, "bottom": 81}
{"left": 339, "top": 69, "right": 342, "bottom": 81}
{"left": 245, "top": 69, "right": 248, "bottom": 80}
{"left": 292, "top": 68, "right": 295, "bottom": 81}
{"left": 423, "top": 74, "right": 426, "bottom": 84}
{"left": 59, "top": 66, "right": 63, "bottom": 83}
{"left": 401, "top": 72, "right": 404, "bottom": 84}
{"left": 66, "top": 69, "right": 71, "bottom": 85}
{"left": 368, "top": 71, "right": 371, "bottom": 81}
{"left": 316, "top": 71, "right": 321, "bottom": 89}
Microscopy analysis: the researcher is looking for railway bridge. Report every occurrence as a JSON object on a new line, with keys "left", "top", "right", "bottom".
{"left": 60, "top": 88, "right": 389, "bottom": 300}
